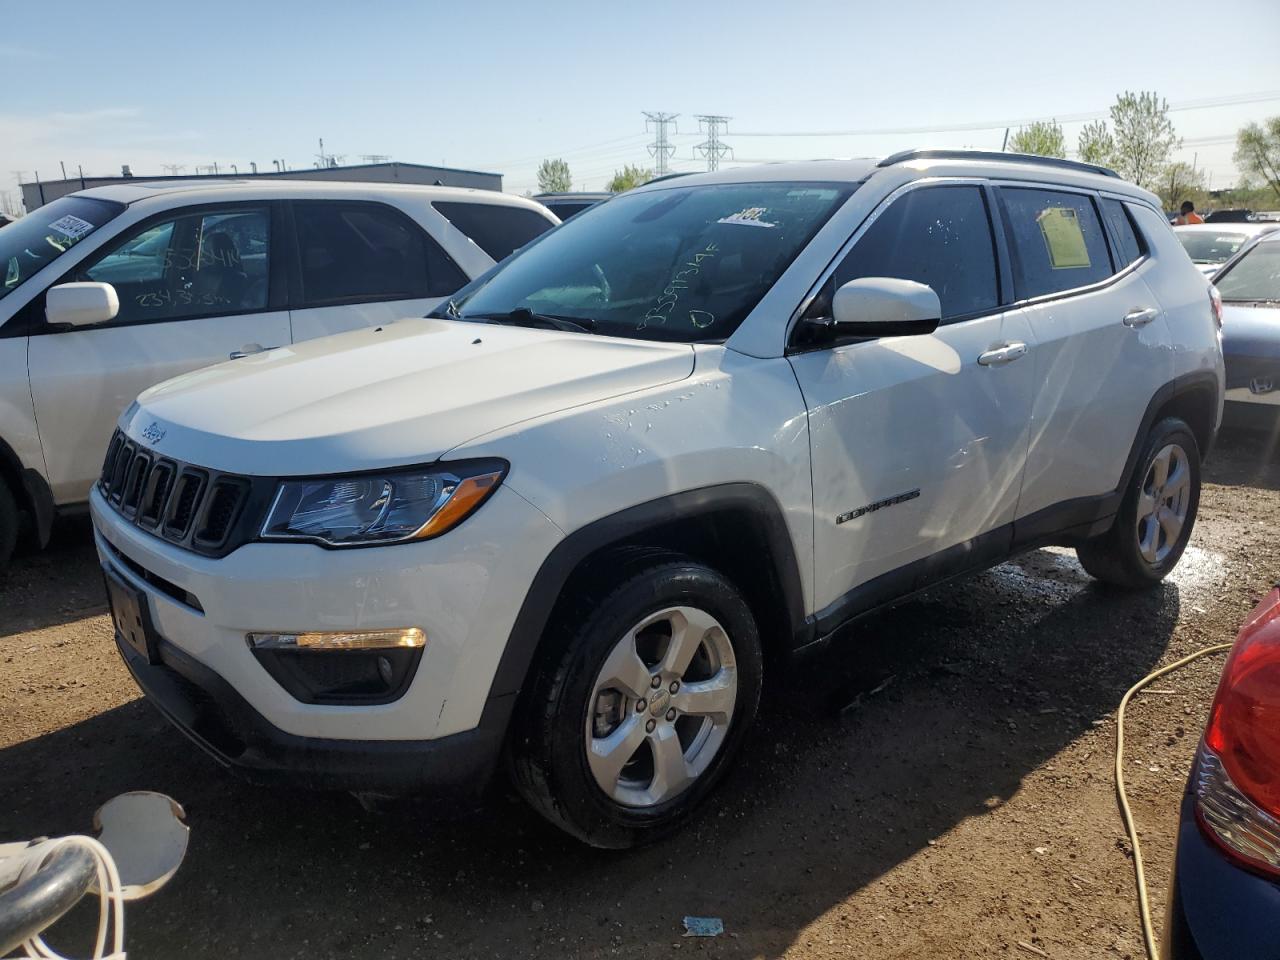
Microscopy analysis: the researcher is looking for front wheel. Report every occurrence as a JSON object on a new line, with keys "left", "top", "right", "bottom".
{"left": 0, "top": 478, "right": 18, "bottom": 576}
{"left": 1077, "top": 417, "right": 1201, "bottom": 588}
{"left": 510, "top": 558, "right": 762, "bottom": 848}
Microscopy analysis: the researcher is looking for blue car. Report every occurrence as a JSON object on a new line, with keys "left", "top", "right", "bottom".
{"left": 1214, "top": 232, "right": 1280, "bottom": 419}
{"left": 1164, "top": 586, "right": 1280, "bottom": 958}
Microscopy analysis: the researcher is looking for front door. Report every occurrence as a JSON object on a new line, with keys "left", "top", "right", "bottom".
{"left": 787, "top": 183, "right": 1037, "bottom": 618}
{"left": 28, "top": 203, "right": 290, "bottom": 503}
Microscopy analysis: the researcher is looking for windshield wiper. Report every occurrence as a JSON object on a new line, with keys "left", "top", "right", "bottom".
{"left": 463, "top": 307, "right": 597, "bottom": 334}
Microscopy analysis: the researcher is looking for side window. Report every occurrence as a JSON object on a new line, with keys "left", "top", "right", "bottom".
{"left": 817, "top": 185, "right": 999, "bottom": 322}
{"left": 432, "top": 201, "right": 555, "bottom": 262}
{"left": 81, "top": 207, "right": 270, "bottom": 325}
{"left": 1100, "top": 197, "right": 1146, "bottom": 268}
{"left": 292, "top": 202, "right": 466, "bottom": 305}
{"left": 1001, "top": 188, "right": 1112, "bottom": 298}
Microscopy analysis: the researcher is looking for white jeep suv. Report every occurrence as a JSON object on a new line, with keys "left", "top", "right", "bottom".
{"left": 0, "top": 181, "right": 556, "bottom": 569}
{"left": 91, "top": 151, "right": 1223, "bottom": 847}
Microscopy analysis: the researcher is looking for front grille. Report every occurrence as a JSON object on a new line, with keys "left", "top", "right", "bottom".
{"left": 98, "top": 429, "right": 272, "bottom": 558}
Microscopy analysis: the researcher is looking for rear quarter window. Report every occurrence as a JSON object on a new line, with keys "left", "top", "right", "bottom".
{"left": 1001, "top": 188, "right": 1113, "bottom": 299}
{"left": 1100, "top": 197, "right": 1146, "bottom": 268}
{"left": 433, "top": 202, "right": 555, "bottom": 262}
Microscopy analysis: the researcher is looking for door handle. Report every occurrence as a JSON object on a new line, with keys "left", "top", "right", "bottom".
{"left": 229, "top": 343, "right": 276, "bottom": 360}
{"left": 1122, "top": 307, "right": 1158, "bottom": 328}
{"left": 977, "top": 342, "right": 1028, "bottom": 367}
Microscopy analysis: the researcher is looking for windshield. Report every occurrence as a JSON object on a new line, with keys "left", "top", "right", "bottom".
{"left": 1, "top": 196, "right": 124, "bottom": 301}
{"left": 1177, "top": 230, "right": 1251, "bottom": 265}
{"left": 443, "top": 182, "right": 854, "bottom": 342}
{"left": 1215, "top": 239, "right": 1280, "bottom": 303}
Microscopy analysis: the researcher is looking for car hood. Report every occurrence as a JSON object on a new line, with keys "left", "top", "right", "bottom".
{"left": 122, "top": 317, "right": 695, "bottom": 475}
{"left": 1221, "top": 302, "right": 1280, "bottom": 360}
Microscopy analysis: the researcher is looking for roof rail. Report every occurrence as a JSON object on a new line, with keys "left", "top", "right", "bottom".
{"left": 878, "top": 149, "right": 1121, "bottom": 179}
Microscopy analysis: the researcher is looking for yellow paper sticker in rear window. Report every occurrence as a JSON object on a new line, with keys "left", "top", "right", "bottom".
{"left": 1037, "top": 206, "right": 1091, "bottom": 269}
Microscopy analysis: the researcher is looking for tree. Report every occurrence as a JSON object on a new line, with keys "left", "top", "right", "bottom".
{"left": 536, "top": 158, "right": 572, "bottom": 194}
{"left": 1234, "top": 117, "right": 1280, "bottom": 202}
{"left": 1107, "top": 91, "right": 1179, "bottom": 190}
{"left": 1077, "top": 120, "right": 1115, "bottom": 167}
{"left": 605, "top": 164, "right": 653, "bottom": 193}
{"left": 1158, "top": 161, "right": 1207, "bottom": 210}
{"left": 1008, "top": 120, "right": 1065, "bottom": 159}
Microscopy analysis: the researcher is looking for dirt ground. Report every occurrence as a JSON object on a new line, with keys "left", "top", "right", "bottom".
{"left": 2, "top": 426, "right": 1279, "bottom": 960}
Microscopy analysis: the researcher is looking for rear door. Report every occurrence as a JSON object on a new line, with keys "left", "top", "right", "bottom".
{"left": 285, "top": 200, "right": 469, "bottom": 342}
{"left": 788, "top": 182, "right": 1037, "bottom": 616}
{"left": 996, "top": 185, "right": 1172, "bottom": 527}
{"left": 27, "top": 202, "right": 291, "bottom": 504}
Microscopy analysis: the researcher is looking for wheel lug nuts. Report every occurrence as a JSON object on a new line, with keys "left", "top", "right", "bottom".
{"left": 636, "top": 699, "right": 646, "bottom": 712}
{"left": 666, "top": 709, "right": 677, "bottom": 721}
{"left": 669, "top": 680, "right": 680, "bottom": 693}
{"left": 650, "top": 675, "right": 662, "bottom": 689}
{"left": 645, "top": 719, "right": 656, "bottom": 733}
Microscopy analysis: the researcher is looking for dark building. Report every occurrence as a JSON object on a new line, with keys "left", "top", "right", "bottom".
{"left": 20, "top": 161, "right": 503, "bottom": 211}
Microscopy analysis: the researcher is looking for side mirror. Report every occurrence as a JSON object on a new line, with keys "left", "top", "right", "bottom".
{"left": 829, "top": 277, "right": 941, "bottom": 337}
{"left": 46, "top": 282, "right": 119, "bottom": 328}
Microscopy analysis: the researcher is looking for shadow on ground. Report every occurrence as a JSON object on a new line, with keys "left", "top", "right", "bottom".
{"left": 0, "top": 543, "right": 1179, "bottom": 959}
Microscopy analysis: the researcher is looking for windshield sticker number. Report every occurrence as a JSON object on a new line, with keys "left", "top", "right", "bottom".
{"left": 48, "top": 215, "right": 95, "bottom": 242}
{"left": 638, "top": 243, "right": 718, "bottom": 331}
{"left": 717, "top": 207, "right": 776, "bottom": 228}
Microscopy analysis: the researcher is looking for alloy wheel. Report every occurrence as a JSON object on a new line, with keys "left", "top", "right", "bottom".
{"left": 1136, "top": 442, "right": 1191, "bottom": 565}
{"left": 585, "top": 605, "right": 738, "bottom": 808}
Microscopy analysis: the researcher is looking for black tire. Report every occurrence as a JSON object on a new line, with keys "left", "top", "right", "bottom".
{"left": 510, "top": 556, "right": 763, "bottom": 848}
{"left": 0, "top": 477, "right": 17, "bottom": 576}
{"left": 1076, "top": 417, "right": 1201, "bottom": 588}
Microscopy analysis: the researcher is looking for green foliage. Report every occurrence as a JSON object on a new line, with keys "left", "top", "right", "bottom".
{"left": 1234, "top": 117, "right": 1280, "bottom": 201}
{"left": 536, "top": 158, "right": 572, "bottom": 194}
{"left": 605, "top": 164, "right": 654, "bottom": 193}
{"left": 1008, "top": 120, "right": 1066, "bottom": 159}
{"left": 1157, "top": 161, "right": 1207, "bottom": 210}
{"left": 1077, "top": 120, "right": 1116, "bottom": 167}
{"left": 1107, "top": 91, "right": 1179, "bottom": 190}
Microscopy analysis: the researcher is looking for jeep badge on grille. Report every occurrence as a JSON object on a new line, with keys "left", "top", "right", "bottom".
{"left": 141, "top": 422, "right": 166, "bottom": 445}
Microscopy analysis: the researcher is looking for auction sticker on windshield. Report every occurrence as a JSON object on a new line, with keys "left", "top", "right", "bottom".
{"left": 48, "top": 215, "right": 96, "bottom": 242}
{"left": 717, "top": 207, "right": 777, "bottom": 228}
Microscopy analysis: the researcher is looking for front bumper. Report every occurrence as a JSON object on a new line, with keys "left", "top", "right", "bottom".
{"left": 1164, "top": 791, "right": 1280, "bottom": 960}
{"left": 92, "top": 481, "right": 564, "bottom": 788}
{"left": 115, "top": 629, "right": 505, "bottom": 794}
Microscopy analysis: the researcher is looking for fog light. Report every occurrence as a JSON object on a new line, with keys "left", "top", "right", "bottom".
{"left": 247, "top": 628, "right": 425, "bottom": 705}
{"left": 248, "top": 627, "right": 425, "bottom": 651}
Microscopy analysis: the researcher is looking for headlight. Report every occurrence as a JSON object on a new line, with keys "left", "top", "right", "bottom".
{"left": 260, "top": 460, "right": 506, "bottom": 547}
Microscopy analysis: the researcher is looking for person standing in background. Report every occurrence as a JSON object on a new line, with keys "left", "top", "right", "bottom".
{"left": 1175, "top": 200, "right": 1204, "bottom": 225}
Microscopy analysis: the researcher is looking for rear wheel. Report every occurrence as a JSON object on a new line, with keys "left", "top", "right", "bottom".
{"left": 1077, "top": 417, "right": 1201, "bottom": 588}
{"left": 510, "top": 558, "right": 762, "bottom": 848}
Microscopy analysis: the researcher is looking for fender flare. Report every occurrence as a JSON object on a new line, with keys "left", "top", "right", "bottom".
{"left": 484, "top": 482, "right": 808, "bottom": 707}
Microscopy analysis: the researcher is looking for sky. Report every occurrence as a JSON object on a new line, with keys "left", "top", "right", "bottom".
{"left": 2, "top": 0, "right": 1279, "bottom": 205}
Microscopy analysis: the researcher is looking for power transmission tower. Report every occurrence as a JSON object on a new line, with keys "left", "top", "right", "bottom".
{"left": 644, "top": 112, "right": 678, "bottom": 176}
{"left": 694, "top": 115, "right": 732, "bottom": 171}
{"left": 161, "top": 164, "right": 185, "bottom": 175}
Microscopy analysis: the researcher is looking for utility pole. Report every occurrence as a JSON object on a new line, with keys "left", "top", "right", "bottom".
{"left": 161, "top": 164, "right": 185, "bottom": 175}
{"left": 694, "top": 115, "right": 732, "bottom": 172}
{"left": 644, "top": 112, "right": 678, "bottom": 176}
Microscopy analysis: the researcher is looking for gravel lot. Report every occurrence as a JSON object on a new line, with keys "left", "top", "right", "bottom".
{"left": 2, "top": 426, "right": 1278, "bottom": 959}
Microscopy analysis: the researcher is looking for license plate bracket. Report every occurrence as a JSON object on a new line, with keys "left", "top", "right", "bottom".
{"left": 103, "top": 565, "right": 160, "bottom": 665}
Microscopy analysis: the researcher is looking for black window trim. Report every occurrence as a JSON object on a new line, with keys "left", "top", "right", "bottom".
{"left": 991, "top": 181, "right": 1154, "bottom": 310}
{"left": 785, "top": 177, "right": 1008, "bottom": 355}
{"left": 21, "top": 200, "right": 288, "bottom": 337}
{"left": 286, "top": 198, "right": 467, "bottom": 309}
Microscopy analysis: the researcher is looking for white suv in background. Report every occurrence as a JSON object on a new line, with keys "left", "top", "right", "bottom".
{"left": 0, "top": 181, "right": 557, "bottom": 568}
{"left": 92, "top": 151, "right": 1223, "bottom": 847}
